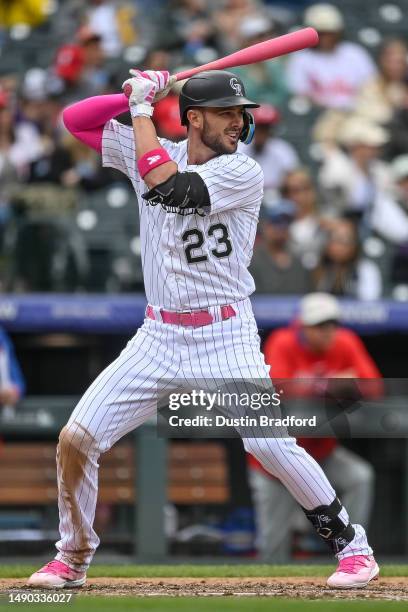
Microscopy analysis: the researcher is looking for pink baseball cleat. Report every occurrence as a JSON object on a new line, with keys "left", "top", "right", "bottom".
{"left": 27, "top": 560, "right": 86, "bottom": 589}
{"left": 327, "top": 555, "right": 379, "bottom": 589}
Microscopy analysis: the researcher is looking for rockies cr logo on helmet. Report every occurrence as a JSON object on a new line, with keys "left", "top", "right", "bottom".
{"left": 230, "top": 77, "right": 243, "bottom": 96}
{"left": 178, "top": 70, "right": 259, "bottom": 126}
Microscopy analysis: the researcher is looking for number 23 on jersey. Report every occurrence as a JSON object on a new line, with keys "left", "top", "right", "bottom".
{"left": 182, "top": 223, "right": 233, "bottom": 264}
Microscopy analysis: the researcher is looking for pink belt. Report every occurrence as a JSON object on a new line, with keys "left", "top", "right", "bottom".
{"left": 146, "top": 304, "right": 236, "bottom": 327}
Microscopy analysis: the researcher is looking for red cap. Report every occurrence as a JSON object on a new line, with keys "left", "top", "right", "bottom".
{"left": 76, "top": 25, "right": 102, "bottom": 44}
{"left": 154, "top": 96, "right": 187, "bottom": 139}
{"left": 252, "top": 104, "right": 280, "bottom": 125}
{"left": 54, "top": 44, "right": 84, "bottom": 83}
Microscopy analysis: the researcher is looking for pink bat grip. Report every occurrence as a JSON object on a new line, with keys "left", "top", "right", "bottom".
{"left": 175, "top": 27, "right": 318, "bottom": 81}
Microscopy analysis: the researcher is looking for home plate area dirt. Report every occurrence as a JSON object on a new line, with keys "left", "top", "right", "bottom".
{"left": 2, "top": 576, "right": 408, "bottom": 600}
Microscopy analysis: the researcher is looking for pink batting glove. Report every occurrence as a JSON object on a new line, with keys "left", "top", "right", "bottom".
{"left": 122, "top": 75, "right": 158, "bottom": 117}
{"left": 130, "top": 69, "right": 170, "bottom": 90}
{"left": 129, "top": 69, "right": 176, "bottom": 102}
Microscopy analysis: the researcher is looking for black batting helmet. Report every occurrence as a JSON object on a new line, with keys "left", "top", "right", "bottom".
{"left": 179, "top": 70, "right": 259, "bottom": 126}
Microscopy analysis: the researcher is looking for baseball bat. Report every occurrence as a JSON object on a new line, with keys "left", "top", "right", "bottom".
{"left": 174, "top": 27, "right": 318, "bottom": 81}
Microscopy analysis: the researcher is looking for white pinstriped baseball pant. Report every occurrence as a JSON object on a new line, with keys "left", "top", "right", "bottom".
{"left": 54, "top": 299, "right": 371, "bottom": 570}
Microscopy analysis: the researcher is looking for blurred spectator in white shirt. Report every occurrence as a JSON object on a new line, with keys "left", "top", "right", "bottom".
{"left": 234, "top": 16, "right": 289, "bottom": 109}
{"left": 354, "top": 38, "right": 408, "bottom": 127}
{"left": 286, "top": 3, "right": 377, "bottom": 143}
{"left": 0, "top": 89, "right": 43, "bottom": 176}
{"left": 239, "top": 104, "right": 298, "bottom": 195}
{"left": 280, "top": 168, "right": 326, "bottom": 269}
{"left": 318, "top": 118, "right": 390, "bottom": 214}
{"left": 85, "top": 0, "right": 138, "bottom": 58}
{"left": 287, "top": 3, "right": 376, "bottom": 109}
{"left": 318, "top": 117, "right": 408, "bottom": 244}
{"left": 314, "top": 219, "right": 383, "bottom": 300}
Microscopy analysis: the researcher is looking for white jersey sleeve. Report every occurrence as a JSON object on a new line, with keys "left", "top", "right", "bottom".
{"left": 102, "top": 119, "right": 182, "bottom": 181}
{"left": 102, "top": 119, "right": 138, "bottom": 180}
{"left": 191, "top": 153, "right": 263, "bottom": 215}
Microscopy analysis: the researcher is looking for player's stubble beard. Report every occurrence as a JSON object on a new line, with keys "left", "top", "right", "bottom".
{"left": 201, "top": 114, "right": 239, "bottom": 155}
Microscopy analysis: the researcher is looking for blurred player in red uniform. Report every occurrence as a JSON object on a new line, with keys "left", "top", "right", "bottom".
{"left": 248, "top": 293, "right": 381, "bottom": 560}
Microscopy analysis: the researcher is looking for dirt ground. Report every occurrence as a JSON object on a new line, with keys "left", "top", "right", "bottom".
{"left": 1, "top": 576, "right": 408, "bottom": 600}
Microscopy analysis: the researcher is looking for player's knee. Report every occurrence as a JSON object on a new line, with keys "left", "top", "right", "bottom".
{"left": 58, "top": 422, "right": 99, "bottom": 456}
{"left": 242, "top": 437, "right": 271, "bottom": 463}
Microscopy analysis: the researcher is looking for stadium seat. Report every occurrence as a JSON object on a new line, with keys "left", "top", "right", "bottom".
{"left": 76, "top": 185, "right": 143, "bottom": 291}
{"left": 0, "top": 441, "right": 230, "bottom": 506}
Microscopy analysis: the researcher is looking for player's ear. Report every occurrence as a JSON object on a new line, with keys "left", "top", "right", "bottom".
{"left": 187, "top": 108, "right": 203, "bottom": 129}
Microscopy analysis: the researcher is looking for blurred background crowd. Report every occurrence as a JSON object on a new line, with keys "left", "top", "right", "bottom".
{"left": 1, "top": 0, "right": 408, "bottom": 299}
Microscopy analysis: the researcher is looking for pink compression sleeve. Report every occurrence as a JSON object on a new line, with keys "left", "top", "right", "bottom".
{"left": 62, "top": 94, "right": 129, "bottom": 153}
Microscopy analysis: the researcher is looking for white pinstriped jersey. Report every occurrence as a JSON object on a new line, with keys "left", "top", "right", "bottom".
{"left": 102, "top": 119, "right": 263, "bottom": 310}
{"left": 53, "top": 125, "right": 372, "bottom": 576}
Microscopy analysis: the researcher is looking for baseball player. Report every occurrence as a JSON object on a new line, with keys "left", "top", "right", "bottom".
{"left": 28, "top": 69, "right": 378, "bottom": 589}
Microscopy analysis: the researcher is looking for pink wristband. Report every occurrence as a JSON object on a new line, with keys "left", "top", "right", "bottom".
{"left": 138, "top": 148, "right": 172, "bottom": 179}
